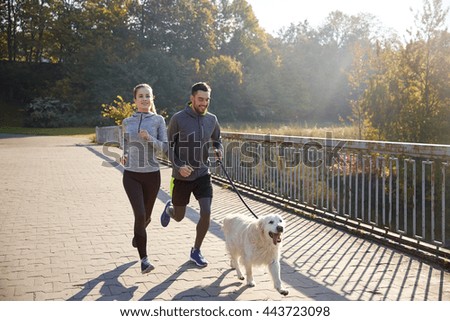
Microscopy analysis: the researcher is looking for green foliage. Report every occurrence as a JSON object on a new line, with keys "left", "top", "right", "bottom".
{"left": 0, "top": 100, "right": 24, "bottom": 127}
{"left": 219, "top": 0, "right": 271, "bottom": 61}
{"left": 202, "top": 55, "right": 243, "bottom": 120}
{"left": 2, "top": 0, "right": 450, "bottom": 143}
{"left": 23, "top": 97, "right": 107, "bottom": 128}
{"left": 101, "top": 96, "right": 136, "bottom": 125}
{"left": 0, "top": 61, "right": 64, "bottom": 103}
{"left": 347, "top": 0, "right": 450, "bottom": 144}
{"left": 0, "top": 126, "right": 95, "bottom": 137}
{"left": 24, "top": 97, "right": 75, "bottom": 128}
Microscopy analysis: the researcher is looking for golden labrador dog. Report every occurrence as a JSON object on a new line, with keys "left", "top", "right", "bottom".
{"left": 222, "top": 214, "right": 288, "bottom": 295}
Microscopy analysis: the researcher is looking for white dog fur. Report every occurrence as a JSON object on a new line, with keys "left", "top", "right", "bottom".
{"left": 222, "top": 214, "right": 289, "bottom": 295}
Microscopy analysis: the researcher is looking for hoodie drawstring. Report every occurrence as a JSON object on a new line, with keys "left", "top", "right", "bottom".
{"left": 138, "top": 113, "right": 143, "bottom": 132}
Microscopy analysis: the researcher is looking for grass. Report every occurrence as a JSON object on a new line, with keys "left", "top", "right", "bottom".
{"left": 0, "top": 101, "right": 95, "bottom": 138}
{"left": 222, "top": 122, "right": 359, "bottom": 139}
{"left": 1, "top": 101, "right": 358, "bottom": 140}
{"left": 0, "top": 121, "right": 357, "bottom": 140}
{"left": 0, "top": 126, "right": 95, "bottom": 137}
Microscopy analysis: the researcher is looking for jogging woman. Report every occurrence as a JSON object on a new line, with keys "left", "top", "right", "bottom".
{"left": 121, "top": 83, "right": 167, "bottom": 273}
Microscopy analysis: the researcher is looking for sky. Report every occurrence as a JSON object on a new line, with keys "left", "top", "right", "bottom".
{"left": 245, "top": 0, "right": 450, "bottom": 36}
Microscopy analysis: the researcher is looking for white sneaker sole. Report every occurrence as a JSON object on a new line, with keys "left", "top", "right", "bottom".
{"left": 190, "top": 257, "right": 208, "bottom": 267}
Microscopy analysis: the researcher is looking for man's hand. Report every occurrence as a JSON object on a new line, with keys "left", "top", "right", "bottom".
{"left": 214, "top": 149, "right": 223, "bottom": 162}
{"left": 179, "top": 165, "right": 194, "bottom": 177}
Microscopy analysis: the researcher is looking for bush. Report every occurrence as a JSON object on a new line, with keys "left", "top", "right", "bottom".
{"left": 101, "top": 95, "right": 136, "bottom": 125}
{"left": 24, "top": 97, "right": 112, "bottom": 128}
{"left": 24, "top": 97, "right": 73, "bottom": 127}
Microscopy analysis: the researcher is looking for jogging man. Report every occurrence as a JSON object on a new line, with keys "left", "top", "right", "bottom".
{"left": 160, "top": 82, "right": 222, "bottom": 267}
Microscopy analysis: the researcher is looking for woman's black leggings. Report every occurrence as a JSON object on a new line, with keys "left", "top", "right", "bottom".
{"left": 123, "top": 170, "right": 161, "bottom": 259}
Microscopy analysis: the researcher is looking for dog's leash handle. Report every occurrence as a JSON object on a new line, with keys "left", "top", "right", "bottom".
{"left": 214, "top": 149, "right": 222, "bottom": 164}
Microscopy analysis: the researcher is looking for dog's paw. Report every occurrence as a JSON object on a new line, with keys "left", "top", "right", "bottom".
{"left": 238, "top": 276, "right": 245, "bottom": 280}
{"left": 247, "top": 281, "right": 256, "bottom": 287}
{"left": 278, "top": 288, "right": 289, "bottom": 296}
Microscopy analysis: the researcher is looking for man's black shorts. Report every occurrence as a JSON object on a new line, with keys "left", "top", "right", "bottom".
{"left": 172, "top": 174, "right": 213, "bottom": 206}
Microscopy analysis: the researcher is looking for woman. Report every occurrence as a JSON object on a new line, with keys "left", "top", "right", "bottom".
{"left": 121, "top": 83, "right": 168, "bottom": 273}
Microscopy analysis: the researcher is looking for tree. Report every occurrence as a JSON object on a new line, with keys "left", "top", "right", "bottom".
{"left": 404, "top": 0, "right": 450, "bottom": 143}
{"left": 19, "top": 0, "right": 53, "bottom": 62}
{"left": 201, "top": 55, "right": 243, "bottom": 121}
{"left": 277, "top": 12, "right": 381, "bottom": 123}
{"left": 129, "top": 0, "right": 218, "bottom": 62}
{"left": 49, "top": 0, "right": 85, "bottom": 63}
{"left": 351, "top": 0, "right": 450, "bottom": 143}
{"left": 218, "top": 0, "right": 270, "bottom": 62}
{"left": 346, "top": 42, "right": 373, "bottom": 139}
{"left": 3, "top": 0, "right": 21, "bottom": 61}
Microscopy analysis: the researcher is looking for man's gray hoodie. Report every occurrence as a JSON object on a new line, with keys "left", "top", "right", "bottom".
{"left": 122, "top": 112, "right": 168, "bottom": 173}
{"left": 167, "top": 104, "right": 222, "bottom": 181}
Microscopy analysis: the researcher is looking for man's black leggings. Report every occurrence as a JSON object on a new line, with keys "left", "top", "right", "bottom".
{"left": 123, "top": 170, "right": 161, "bottom": 259}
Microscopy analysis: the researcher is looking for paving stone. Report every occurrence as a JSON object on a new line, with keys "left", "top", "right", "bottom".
{"left": 0, "top": 135, "right": 449, "bottom": 302}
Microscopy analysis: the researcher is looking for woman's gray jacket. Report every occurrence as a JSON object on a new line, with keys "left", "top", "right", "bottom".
{"left": 122, "top": 112, "right": 168, "bottom": 173}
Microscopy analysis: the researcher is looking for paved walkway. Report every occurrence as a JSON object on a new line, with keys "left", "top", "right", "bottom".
{"left": 0, "top": 134, "right": 449, "bottom": 301}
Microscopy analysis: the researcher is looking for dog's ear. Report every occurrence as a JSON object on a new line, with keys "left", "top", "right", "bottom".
{"left": 257, "top": 218, "right": 265, "bottom": 233}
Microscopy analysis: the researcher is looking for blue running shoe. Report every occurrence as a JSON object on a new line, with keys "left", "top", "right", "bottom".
{"left": 190, "top": 248, "right": 208, "bottom": 267}
{"left": 141, "top": 257, "right": 155, "bottom": 274}
{"left": 160, "top": 200, "right": 172, "bottom": 227}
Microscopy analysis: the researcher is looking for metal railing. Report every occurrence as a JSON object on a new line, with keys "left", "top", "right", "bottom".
{"left": 211, "top": 132, "right": 450, "bottom": 260}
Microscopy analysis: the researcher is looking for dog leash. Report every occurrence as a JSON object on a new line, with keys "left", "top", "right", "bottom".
{"left": 215, "top": 150, "right": 259, "bottom": 219}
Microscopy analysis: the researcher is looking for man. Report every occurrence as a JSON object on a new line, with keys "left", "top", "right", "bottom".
{"left": 161, "top": 82, "right": 222, "bottom": 267}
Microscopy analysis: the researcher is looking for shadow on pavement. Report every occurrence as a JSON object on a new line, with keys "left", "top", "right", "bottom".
{"left": 68, "top": 261, "right": 138, "bottom": 301}
{"left": 140, "top": 263, "right": 246, "bottom": 301}
{"left": 84, "top": 144, "right": 348, "bottom": 301}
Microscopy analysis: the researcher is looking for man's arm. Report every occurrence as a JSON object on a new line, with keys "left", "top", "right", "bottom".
{"left": 167, "top": 114, "right": 184, "bottom": 169}
{"left": 211, "top": 117, "right": 223, "bottom": 160}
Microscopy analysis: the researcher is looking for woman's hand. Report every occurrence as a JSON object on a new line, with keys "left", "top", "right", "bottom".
{"left": 120, "top": 154, "right": 128, "bottom": 165}
{"left": 139, "top": 130, "right": 153, "bottom": 142}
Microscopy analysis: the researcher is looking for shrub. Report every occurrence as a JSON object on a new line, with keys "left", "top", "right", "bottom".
{"left": 24, "top": 97, "right": 76, "bottom": 128}
{"left": 101, "top": 96, "right": 136, "bottom": 125}
{"left": 24, "top": 97, "right": 111, "bottom": 128}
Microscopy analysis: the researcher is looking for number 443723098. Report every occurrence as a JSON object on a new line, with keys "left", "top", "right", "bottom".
{"left": 262, "top": 305, "right": 331, "bottom": 317}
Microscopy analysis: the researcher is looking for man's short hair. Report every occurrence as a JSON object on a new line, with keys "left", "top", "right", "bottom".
{"left": 191, "top": 82, "right": 211, "bottom": 95}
